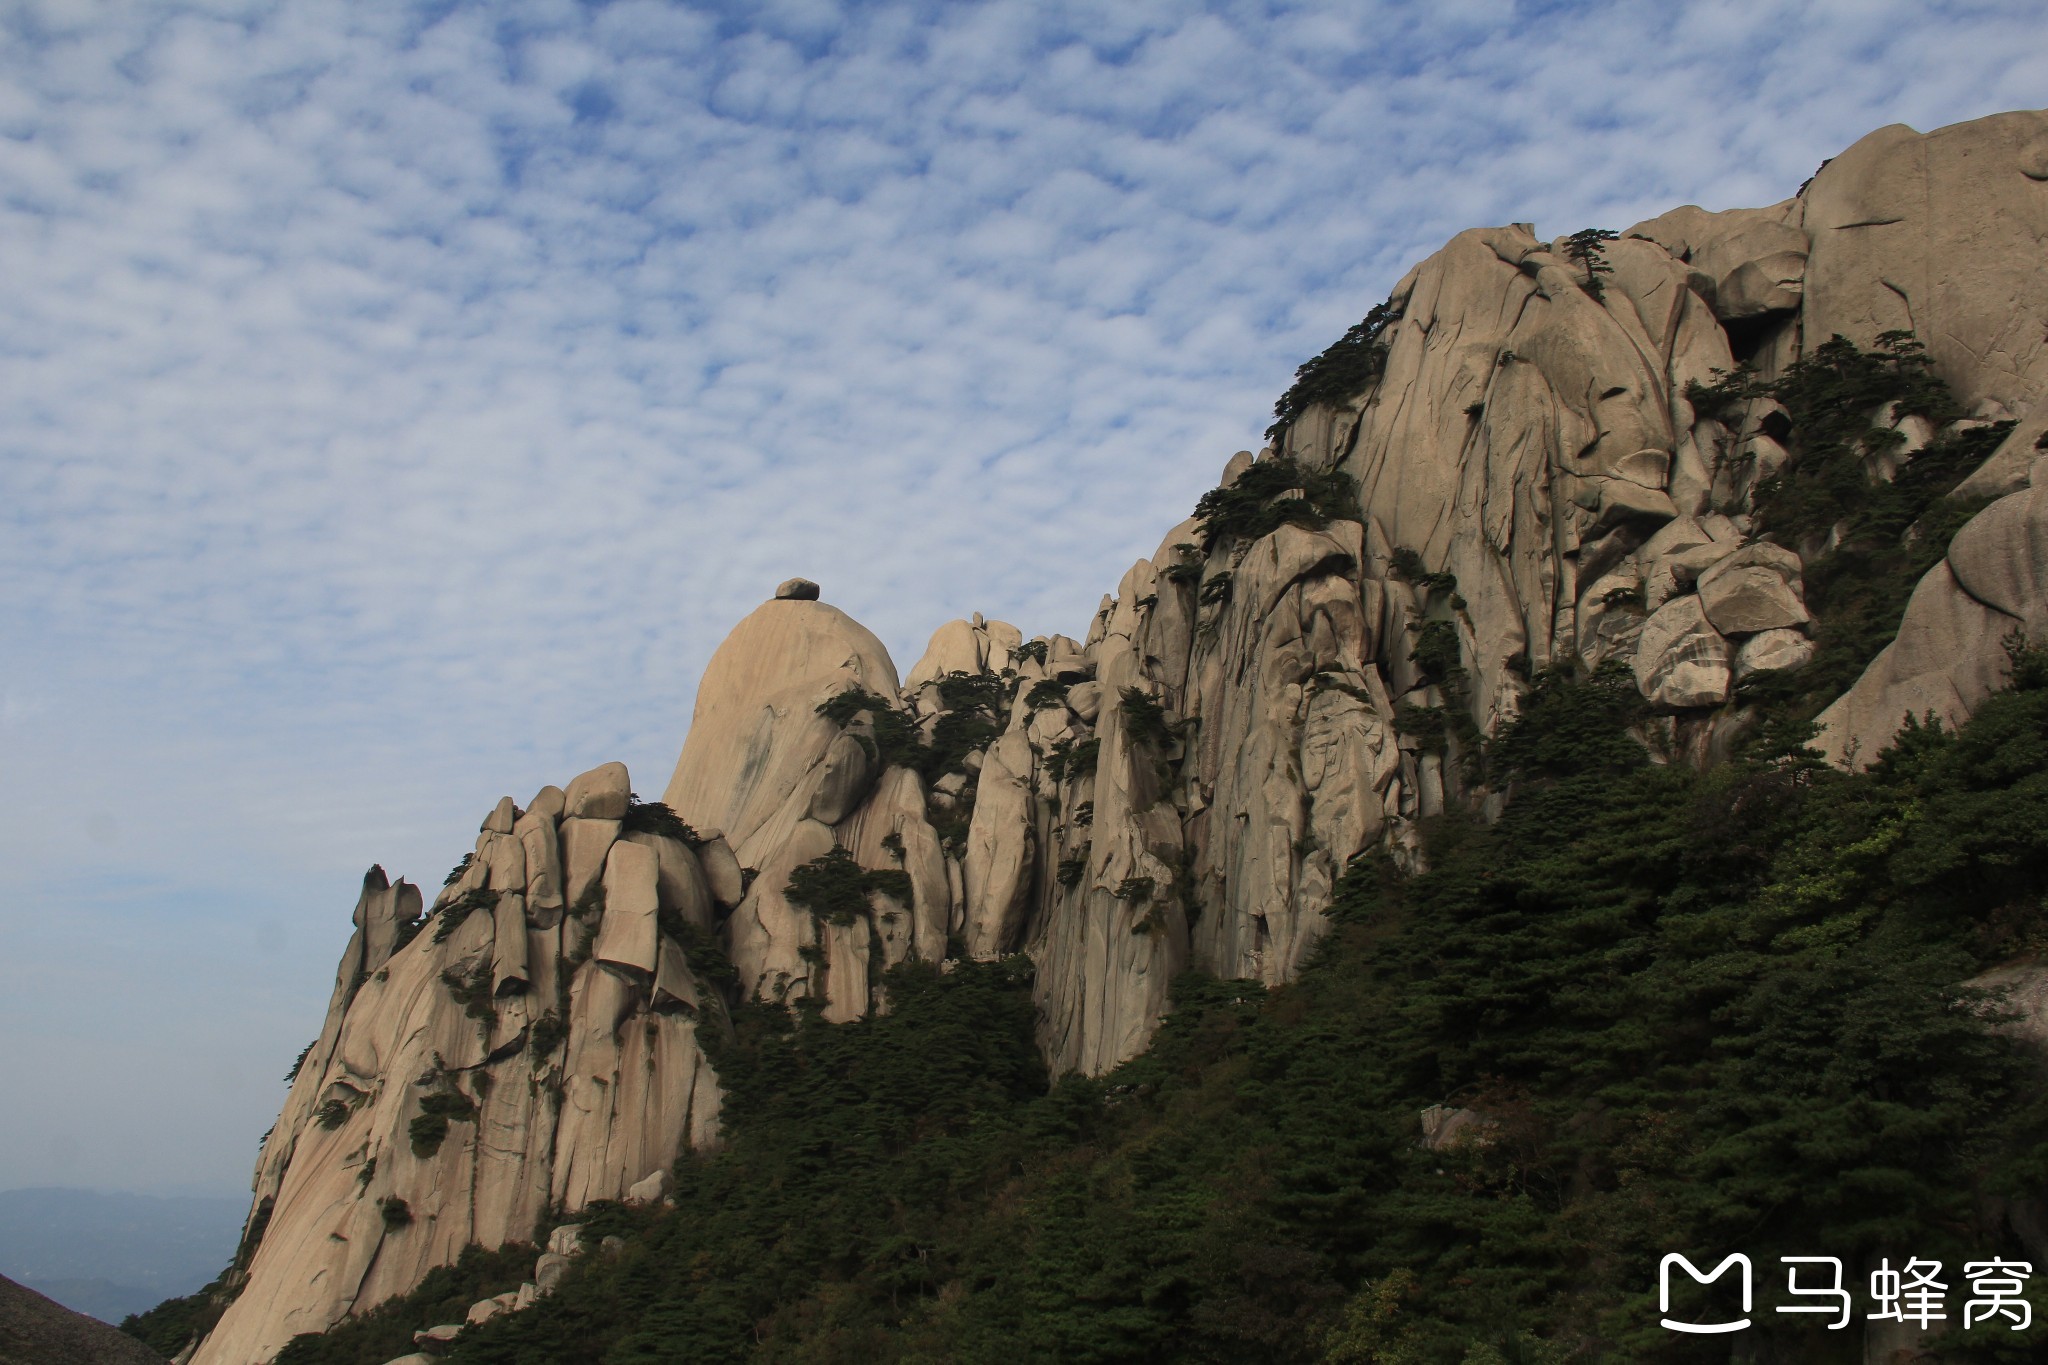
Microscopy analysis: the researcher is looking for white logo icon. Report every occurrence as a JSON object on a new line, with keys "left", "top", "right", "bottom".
{"left": 1660, "top": 1253, "right": 1752, "bottom": 1334}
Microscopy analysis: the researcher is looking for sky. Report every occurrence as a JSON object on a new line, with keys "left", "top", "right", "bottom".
{"left": 1, "top": 0, "right": 2044, "bottom": 1200}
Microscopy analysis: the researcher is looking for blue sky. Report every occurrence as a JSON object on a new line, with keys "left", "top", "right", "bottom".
{"left": 2, "top": 0, "right": 2044, "bottom": 1196}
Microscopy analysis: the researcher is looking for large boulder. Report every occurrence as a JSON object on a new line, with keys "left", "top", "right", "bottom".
{"left": 1633, "top": 596, "right": 1732, "bottom": 709}
{"left": 660, "top": 596, "right": 899, "bottom": 860}
{"left": 1804, "top": 111, "right": 2048, "bottom": 422}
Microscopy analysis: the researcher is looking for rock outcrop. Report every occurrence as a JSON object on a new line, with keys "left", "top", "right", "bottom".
{"left": 194, "top": 774, "right": 724, "bottom": 1365}
{"left": 200, "top": 108, "right": 2048, "bottom": 1362}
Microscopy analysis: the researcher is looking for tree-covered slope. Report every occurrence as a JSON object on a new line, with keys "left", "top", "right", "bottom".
{"left": 256, "top": 649, "right": 2048, "bottom": 1363}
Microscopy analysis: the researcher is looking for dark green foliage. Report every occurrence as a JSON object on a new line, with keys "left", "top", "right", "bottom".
{"left": 1198, "top": 571, "right": 1233, "bottom": 605}
{"left": 1464, "top": 401, "right": 1484, "bottom": 421}
{"left": 378, "top": 1197, "right": 412, "bottom": 1230}
{"left": 443, "top": 853, "right": 473, "bottom": 887}
{"left": 1709, "top": 331, "right": 1959, "bottom": 544}
{"left": 621, "top": 798, "right": 700, "bottom": 845}
{"left": 314, "top": 1098, "right": 351, "bottom": 1130}
{"left": 1071, "top": 800, "right": 1094, "bottom": 826}
{"left": 1716, "top": 334, "right": 2008, "bottom": 728}
{"left": 1392, "top": 701, "right": 1446, "bottom": 747}
{"left": 1057, "top": 847, "right": 1090, "bottom": 888}
{"left": 121, "top": 1277, "right": 229, "bottom": 1355}
{"left": 1163, "top": 543, "right": 1204, "bottom": 586}
{"left": 1117, "top": 687, "right": 1176, "bottom": 749}
{"left": 1062, "top": 736, "right": 1099, "bottom": 783}
{"left": 1112, "top": 876, "right": 1154, "bottom": 903}
{"left": 439, "top": 959, "right": 1048, "bottom": 1365}
{"left": 261, "top": 669, "right": 2048, "bottom": 1364}
{"left": 1680, "top": 362, "right": 1756, "bottom": 425}
{"left": 1191, "top": 456, "right": 1359, "bottom": 549}
{"left": 1386, "top": 546, "right": 1456, "bottom": 592}
{"left": 785, "top": 846, "right": 911, "bottom": 927}
{"left": 284, "top": 1038, "right": 316, "bottom": 1084}
{"left": 1025, "top": 678, "right": 1069, "bottom": 710}
{"left": 1268, "top": 298, "right": 1399, "bottom": 440}
{"left": 663, "top": 917, "right": 740, "bottom": 992}
{"left": 936, "top": 670, "right": 1006, "bottom": 714}
{"left": 122, "top": 1194, "right": 277, "bottom": 1352}
{"left": 267, "top": 1243, "right": 538, "bottom": 1365}
{"left": 434, "top": 887, "right": 500, "bottom": 944}
{"left": 391, "top": 902, "right": 429, "bottom": 954}
{"left": 529, "top": 1010, "right": 568, "bottom": 1059}
{"left": 1562, "top": 227, "right": 1618, "bottom": 299}
{"left": 409, "top": 1088, "right": 479, "bottom": 1158}
{"left": 1485, "top": 660, "right": 1646, "bottom": 782}
{"left": 440, "top": 962, "right": 497, "bottom": 1024}
{"left": 1014, "top": 640, "right": 1049, "bottom": 666}
{"left": 816, "top": 689, "right": 880, "bottom": 726}
{"left": 819, "top": 680, "right": 999, "bottom": 782}
{"left": 926, "top": 705, "right": 1000, "bottom": 780}
{"left": 881, "top": 831, "right": 906, "bottom": 860}
{"left": 1406, "top": 617, "right": 1463, "bottom": 686}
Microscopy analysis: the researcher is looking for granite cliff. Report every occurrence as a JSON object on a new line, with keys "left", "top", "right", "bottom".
{"left": 184, "top": 108, "right": 2048, "bottom": 1364}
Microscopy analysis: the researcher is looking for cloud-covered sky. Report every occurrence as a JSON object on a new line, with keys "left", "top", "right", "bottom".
{"left": 2, "top": 0, "right": 2043, "bottom": 1197}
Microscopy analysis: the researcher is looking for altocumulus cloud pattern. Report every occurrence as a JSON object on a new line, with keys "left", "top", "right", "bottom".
{"left": 1, "top": 0, "right": 2045, "bottom": 1195}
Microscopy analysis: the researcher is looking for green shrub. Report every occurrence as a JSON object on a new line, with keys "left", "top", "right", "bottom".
{"left": 1561, "top": 226, "right": 1617, "bottom": 299}
{"left": 378, "top": 1197, "right": 412, "bottom": 1230}
{"left": 442, "top": 853, "right": 473, "bottom": 887}
{"left": 1057, "top": 848, "right": 1090, "bottom": 888}
{"left": 1406, "top": 617, "right": 1463, "bottom": 686}
{"left": 1048, "top": 736, "right": 1097, "bottom": 789}
{"left": 283, "top": 1039, "right": 317, "bottom": 1085}
{"left": 409, "top": 1088, "right": 479, "bottom": 1159}
{"left": 1190, "top": 456, "right": 1358, "bottom": 549}
{"left": 439, "top": 963, "right": 497, "bottom": 1024}
{"left": 120, "top": 1278, "right": 229, "bottom": 1356}
{"left": 1117, "top": 687, "right": 1177, "bottom": 749}
{"left": 267, "top": 1243, "right": 537, "bottom": 1365}
{"left": 529, "top": 1010, "right": 568, "bottom": 1059}
{"left": 1268, "top": 298, "right": 1399, "bottom": 439}
{"left": 433, "top": 887, "right": 499, "bottom": 944}
{"left": 319, "top": 667, "right": 2048, "bottom": 1361}
{"left": 1025, "top": 679, "right": 1068, "bottom": 710}
{"left": 621, "top": 798, "right": 700, "bottom": 844}
{"left": 785, "top": 846, "right": 912, "bottom": 927}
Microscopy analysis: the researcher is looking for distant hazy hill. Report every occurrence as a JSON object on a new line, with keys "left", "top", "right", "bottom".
{"left": 0, "top": 1189, "right": 242, "bottom": 1324}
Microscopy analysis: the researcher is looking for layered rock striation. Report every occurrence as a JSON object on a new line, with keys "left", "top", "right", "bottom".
{"left": 198, "top": 108, "right": 2048, "bottom": 1362}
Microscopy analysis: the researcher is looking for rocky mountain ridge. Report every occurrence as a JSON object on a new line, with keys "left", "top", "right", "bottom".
{"left": 185, "top": 108, "right": 2048, "bottom": 1365}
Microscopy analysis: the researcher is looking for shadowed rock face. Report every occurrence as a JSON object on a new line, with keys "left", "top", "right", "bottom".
{"left": 201, "top": 108, "right": 2048, "bottom": 1361}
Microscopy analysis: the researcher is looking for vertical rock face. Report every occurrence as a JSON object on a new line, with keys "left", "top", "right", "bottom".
{"left": 206, "top": 109, "right": 2048, "bottom": 1360}
{"left": 194, "top": 770, "right": 724, "bottom": 1365}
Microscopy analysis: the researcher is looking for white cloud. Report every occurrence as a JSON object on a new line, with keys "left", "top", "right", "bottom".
{"left": 0, "top": 0, "right": 2043, "bottom": 1194}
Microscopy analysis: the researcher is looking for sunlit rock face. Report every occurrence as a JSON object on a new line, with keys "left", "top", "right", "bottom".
{"left": 193, "top": 783, "right": 724, "bottom": 1365}
{"left": 202, "top": 108, "right": 2048, "bottom": 1361}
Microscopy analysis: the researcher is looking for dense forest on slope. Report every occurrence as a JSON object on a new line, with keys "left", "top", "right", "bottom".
{"left": 133, "top": 330, "right": 2048, "bottom": 1364}
{"left": 249, "top": 653, "right": 2048, "bottom": 1364}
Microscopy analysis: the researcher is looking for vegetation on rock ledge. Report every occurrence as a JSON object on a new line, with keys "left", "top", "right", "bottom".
{"left": 256, "top": 653, "right": 2048, "bottom": 1363}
